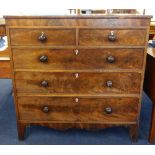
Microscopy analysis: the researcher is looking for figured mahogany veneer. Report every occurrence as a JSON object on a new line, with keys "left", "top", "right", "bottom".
{"left": 4, "top": 15, "right": 151, "bottom": 141}
{"left": 10, "top": 29, "right": 76, "bottom": 46}
{"left": 79, "top": 29, "right": 147, "bottom": 46}
{"left": 12, "top": 48, "right": 144, "bottom": 70}
{"left": 18, "top": 97, "right": 139, "bottom": 123}
{"left": 15, "top": 72, "right": 141, "bottom": 95}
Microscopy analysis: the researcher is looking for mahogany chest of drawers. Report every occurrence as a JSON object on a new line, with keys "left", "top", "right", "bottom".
{"left": 4, "top": 15, "right": 151, "bottom": 141}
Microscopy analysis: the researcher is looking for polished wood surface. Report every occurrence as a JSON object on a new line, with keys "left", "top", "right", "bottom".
{"left": 18, "top": 96, "right": 138, "bottom": 122}
{"left": 0, "top": 47, "right": 11, "bottom": 79}
{"left": 0, "top": 24, "right": 6, "bottom": 36}
{"left": 15, "top": 72, "right": 141, "bottom": 95}
{"left": 0, "top": 60, "right": 11, "bottom": 78}
{"left": 5, "top": 15, "right": 151, "bottom": 140}
{"left": 144, "top": 53, "right": 155, "bottom": 101}
{"left": 10, "top": 28, "right": 76, "bottom": 46}
{"left": 4, "top": 15, "right": 151, "bottom": 27}
{"left": 149, "top": 22, "right": 155, "bottom": 35}
{"left": 144, "top": 24, "right": 155, "bottom": 143}
{"left": 12, "top": 48, "right": 144, "bottom": 70}
{"left": 79, "top": 29, "right": 147, "bottom": 46}
{"left": 144, "top": 50, "right": 155, "bottom": 143}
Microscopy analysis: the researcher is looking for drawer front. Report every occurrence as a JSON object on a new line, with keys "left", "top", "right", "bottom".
{"left": 18, "top": 97, "right": 139, "bottom": 122}
{"left": 13, "top": 48, "right": 144, "bottom": 70}
{"left": 10, "top": 28, "right": 76, "bottom": 46}
{"left": 15, "top": 72, "right": 141, "bottom": 94}
{"left": 79, "top": 29, "right": 147, "bottom": 46}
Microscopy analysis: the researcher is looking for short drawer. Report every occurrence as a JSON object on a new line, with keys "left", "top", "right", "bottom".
{"left": 15, "top": 72, "right": 141, "bottom": 95}
{"left": 10, "top": 28, "right": 76, "bottom": 46}
{"left": 79, "top": 29, "right": 147, "bottom": 46}
{"left": 18, "top": 96, "right": 139, "bottom": 122}
{"left": 13, "top": 48, "right": 144, "bottom": 70}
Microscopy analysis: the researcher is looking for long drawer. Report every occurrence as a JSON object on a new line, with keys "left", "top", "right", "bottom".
{"left": 10, "top": 28, "right": 76, "bottom": 46}
{"left": 79, "top": 29, "right": 147, "bottom": 46}
{"left": 12, "top": 48, "right": 144, "bottom": 70}
{"left": 18, "top": 96, "right": 139, "bottom": 122}
{"left": 15, "top": 72, "right": 141, "bottom": 94}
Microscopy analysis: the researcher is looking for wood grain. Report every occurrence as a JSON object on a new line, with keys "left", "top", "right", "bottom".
{"left": 144, "top": 55, "right": 155, "bottom": 101}
{"left": 5, "top": 17, "right": 151, "bottom": 27}
{"left": 10, "top": 28, "right": 76, "bottom": 46}
{"left": 79, "top": 29, "right": 147, "bottom": 46}
{"left": 18, "top": 96, "right": 139, "bottom": 122}
{"left": 4, "top": 15, "right": 151, "bottom": 140}
{"left": 0, "top": 60, "right": 11, "bottom": 78}
{"left": 12, "top": 48, "right": 144, "bottom": 70}
{"left": 15, "top": 71, "right": 142, "bottom": 95}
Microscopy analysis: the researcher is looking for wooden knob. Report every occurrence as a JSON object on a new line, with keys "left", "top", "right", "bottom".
{"left": 106, "top": 80, "right": 113, "bottom": 87}
{"left": 108, "top": 31, "right": 116, "bottom": 41}
{"left": 39, "top": 55, "right": 48, "bottom": 63}
{"left": 42, "top": 106, "right": 49, "bottom": 113}
{"left": 106, "top": 56, "right": 115, "bottom": 63}
{"left": 40, "top": 80, "right": 48, "bottom": 87}
{"left": 105, "top": 107, "right": 112, "bottom": 114}
{"left": 38, "top": 32, "right": 47, "bottom": 42}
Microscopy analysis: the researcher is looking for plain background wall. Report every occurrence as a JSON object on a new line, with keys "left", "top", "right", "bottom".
{"left": 0, "top": 0, "right": 154, "bottom": 20}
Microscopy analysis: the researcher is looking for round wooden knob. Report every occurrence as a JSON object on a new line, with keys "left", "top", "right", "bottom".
{"left": 38, "top": 32, "right": 47, "bottom": 42}
{"left": 41, "top": 80, "right": 48, "bottom": 87}
{"left": 108, "top": 31, "right": 116, "bottom": 41}
{"left": 106, "top": 80, "right": 113, "bottom": 87}
{"left": 105, "top": 107, "right": 112, "bottom": 114}
{"left": 42, "top": 106, "right": 49, "bottom": 113}
{"left": 106, "top": 56, "right": 115, "bottom": 63}
{"left": 39, "top": 55, "right": 48, "bottom": 63}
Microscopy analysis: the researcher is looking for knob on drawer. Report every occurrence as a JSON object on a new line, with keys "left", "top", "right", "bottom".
{"left": 42, "top": 106, "right": 49, "bottom": 113}
{"left": 39, "top": 55, "right": 48, "bottom": 63}
{"left": 38, "top": 32, "right": 47, "bottom": 42}
{"left": 108, "top": 31, "right": 116, "bottom": 41}
{"left": 106, "top": 56, "right": 115, "bottom": 63}
{"left": 106, "top": 80, "right": 113, "bottom": 87}
{"left": 40, "top": 80, "right": 48, "bottom": 87}
{"left": 105, "top": 107, "right": 112, "bottom": 114}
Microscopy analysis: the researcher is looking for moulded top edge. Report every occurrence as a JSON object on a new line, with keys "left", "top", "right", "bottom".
{"left": 3, "top": 14, "right": 153, "bottom": 19}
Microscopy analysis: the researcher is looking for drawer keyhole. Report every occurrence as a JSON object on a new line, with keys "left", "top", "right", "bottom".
{"left": 108, "top": 31, "right": 116, "bottom": 41}
{"left": 75, "top": 49, "right": 79, "bottom": 55}
{"left": 75, "top": 98, "right": 79, "bottom": 103}
{"left": 75, "top": 73, "right": 79, "bottom": 79}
